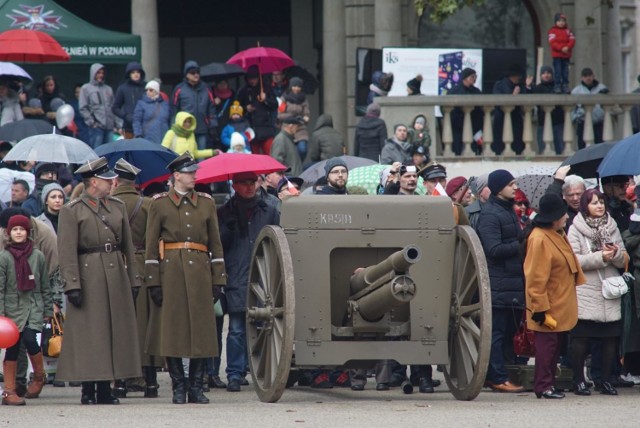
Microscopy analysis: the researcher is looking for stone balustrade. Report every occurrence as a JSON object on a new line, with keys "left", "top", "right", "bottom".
{"left": 376, "top": 94, "right": 639, "bottom": 160}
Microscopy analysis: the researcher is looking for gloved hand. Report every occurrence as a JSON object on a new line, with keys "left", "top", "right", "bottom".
{"left": 531, "top": 311, "right": 546, "bottom": 325}
{"left": 212, "top": 285, "right": 223, "bottom": 303}
{"left": 132, "top": 287, "right": 140, "bottom": 301}
{"left": 66, "top": 289, "right": 83, "bottom": 308}
{"left": 543, "top": 314, "right": 557, "bottom": 330}
{"left": 149, "top": 286, "right": 163, "bottom": 307}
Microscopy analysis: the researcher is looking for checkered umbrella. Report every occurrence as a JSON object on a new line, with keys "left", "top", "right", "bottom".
{"left": 348, "top": 164, "right": 426, "bottom": 195}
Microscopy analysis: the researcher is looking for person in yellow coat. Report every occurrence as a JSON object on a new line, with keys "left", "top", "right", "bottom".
{"left": 524, "top": 193, "right": 586, "bottom": 399}
{"left": 162, "top": 111, "right": 219, "bottom": 159}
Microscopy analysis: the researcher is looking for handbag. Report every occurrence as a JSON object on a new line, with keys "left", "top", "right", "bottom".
{"left": 44, "top": 313, "right": 63, "bottom": 358}
{"left": 513, "top": 311, "right": 536, "bottom": 357}
{"left": 597, "top": 253, "right": 633, "bottom": 300}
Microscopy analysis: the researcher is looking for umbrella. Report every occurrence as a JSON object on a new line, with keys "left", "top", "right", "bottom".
{"left": 227, "top": 46, "right": 295, "bottom": 74}
{"left": 283, "top": 65, "right": 319, "bottom": 95}
{"left": 348, "top": 164, "right": 426, "bottom": 195}
{"left": 94, "top": 138, "right": 179, "bottom": 187}
{"left": 299, "top": 156, "right": 377, "bottom": 185}
{"left": 0, "top": 169, "right": 34, "bottom": 204}
{"left": 0, "top": 119, "right": 55, "bottom": 142}
{"left": 514, "top": 166, "right": 558, "bottom": 210}
{"left": 4, "top": 134, "right": 97, "bottom": 164}
{"left": 597, "top": 133, "right": 640, "bottom": 178}
{"left": 195, "top": 153, "right": 287, "bottom": 184}
{"left": 0, "top": 29, "right": 70, "bottom": 63}
{"left": 560, "top": 141, "right": 616, "bottom": 179}
{"left": 200, "top": 62, "right": 246, "bottom": 81}
{"left": 0, "top": 62, "right": 32, "bottom": 83}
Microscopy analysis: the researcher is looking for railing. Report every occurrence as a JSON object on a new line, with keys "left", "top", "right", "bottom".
{"left": 376, "top": 94, "right": 639, "bottom": 159}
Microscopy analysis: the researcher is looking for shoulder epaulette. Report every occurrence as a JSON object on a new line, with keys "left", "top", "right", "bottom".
{"left": 197, "top": 192, "right": 213, "bottom": 200}
{"left": 152, "top": 192, "right": 169, "bottom": 200}
{"left": 66, "top": 198, "right": 83, "bottom": 207}
{"left": 108, "top": 196, "right": 125, "bottom": 204}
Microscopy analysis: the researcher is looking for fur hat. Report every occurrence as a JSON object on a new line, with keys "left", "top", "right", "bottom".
{"left": 229, "top": 100, "right": 243, "bottom": 117}
{"left": 488, "top": 169, "right": 515, "bottom": 195}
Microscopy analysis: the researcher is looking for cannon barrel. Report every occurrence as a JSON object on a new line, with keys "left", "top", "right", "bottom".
{"left": 350, "top": 245, "right": 422, "bottom": 294}
{"left": 355, "top": 275, "right": 417, "bottom": 321}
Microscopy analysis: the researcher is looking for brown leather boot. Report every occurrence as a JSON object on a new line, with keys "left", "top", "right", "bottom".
{"left": 2, "top": 361, "right": 26, "bottom": 405}
{"left": 25, "top": 352, "right": 46, "bottom": 398}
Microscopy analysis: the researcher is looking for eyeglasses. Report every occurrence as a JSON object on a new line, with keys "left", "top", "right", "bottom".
{"left": 329, "top": 169, "right": 348, "bottom": 175}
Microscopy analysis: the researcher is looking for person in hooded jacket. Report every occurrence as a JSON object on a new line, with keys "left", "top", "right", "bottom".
{"left": 277, "top": 77, "right": 311, "bottom": 161}
{"left": 113, "top": 62, "right": 147, "bottom": 139}
{"left": 354, "top": 103, "right": 387, "bottom": 162}
{"left": 171, "top": 61, "right": 218, "bottom": 151}
{"left": 133, "top": 80, "right": 170, "bottom": 144}
{"left": 366, "top": 71, "right": 393, "bottom": 106}
{"left": 307, "top": 114, "right": 345, "bottom": 164}
{"left": 0, "top": 80, "right": 24, "bottom": 127}
{"left": 79, "top": 63, "right": 115, "bottom": 148}
{"left": 162, "top": 112, "right": 217, "bottom": 160}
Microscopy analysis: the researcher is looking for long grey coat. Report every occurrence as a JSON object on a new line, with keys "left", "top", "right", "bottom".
{"left": 56, "top": 193, "right": 141, "bottom": 381}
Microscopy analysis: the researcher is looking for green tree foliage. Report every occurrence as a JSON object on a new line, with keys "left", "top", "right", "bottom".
{"left": 414, "top": 0, "right": 485, "bottom": 23}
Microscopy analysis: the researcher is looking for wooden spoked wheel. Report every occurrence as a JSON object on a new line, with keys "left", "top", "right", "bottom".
{"left": 246, "top": 225, "right": 295, "bottom": 403}
{"left": 444, "top": 225, "right": 492, "bottom": 400}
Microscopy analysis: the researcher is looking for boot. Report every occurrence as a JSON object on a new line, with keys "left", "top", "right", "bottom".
{"left": 96, "top": 381, "right": 120, "bottom": 404}
{"left": 166, "top": 357, "right": 186, "bottom": 404}
{"left": 112, "top": 379, "right": 127, "bottom": 398}
{"left": 2, "top": 361, "right": 25, "bottom": 405}
{"left": 81, "top": 382, "right": 96, "bottom": 404}
{"left": 143, "top": 366, "right": 159, "bottom": 398}
{"left": 187, "top": 358, "right": 209, "bottom": 404}
{"left": 25, "top": 352, "right": 46, "bottom": 398}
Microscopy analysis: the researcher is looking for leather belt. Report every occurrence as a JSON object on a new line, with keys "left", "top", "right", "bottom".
{"left": 78, "top": 243, "right": 121, "bottom": 255}
{"left": 164, "top": 242, "right": 208, "bottom": 253}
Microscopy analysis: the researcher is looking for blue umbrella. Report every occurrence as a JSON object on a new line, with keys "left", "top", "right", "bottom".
{"left": 597, "top": 133, "right": 640, "bottom": 178}
{"left": 95, "top": 138, "right": 179, "bottom": 187}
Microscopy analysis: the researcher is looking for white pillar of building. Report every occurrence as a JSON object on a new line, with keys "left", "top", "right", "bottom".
{"left": 131, "top": 0, "right": 159, "bottom": 79}
{"left": 374, "top": 0, "right": 403, "bottom": 48}
{"left": 605, "top": 1, "right": 623, "bottom": 93}
{"left": 323, "top": 0, "right": 347, "bottom": 143}
{"left": 572, "top": 0, "right": 603, "bottom": 81}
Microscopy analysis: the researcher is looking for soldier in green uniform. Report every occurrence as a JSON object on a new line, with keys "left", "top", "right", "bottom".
{"left": 56, "top": 157, "right": 142, "bottom": 405}
{"left": 111, "top": 158, "right": 161, "bottom": 398}
{"left": 144, "top": 152, "right": 226, "bottom": 405}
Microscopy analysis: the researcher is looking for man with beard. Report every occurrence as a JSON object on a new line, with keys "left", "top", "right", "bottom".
{"left": 316, "top": 158, "right": 348, "bottom": 195}
{"left": 217, "top": 171, "right": 280, "bottom": 392}
{"left": 397, "top": 163, "right": 418, "bottom": 195}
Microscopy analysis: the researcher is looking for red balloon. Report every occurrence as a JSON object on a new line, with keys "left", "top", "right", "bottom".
{"left": 0, "top": 316, "right": 19, "bottom": 348}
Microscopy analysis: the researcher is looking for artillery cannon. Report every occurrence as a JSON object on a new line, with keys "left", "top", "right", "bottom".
{"left": 246, "top": 195, "right": 491, "bottom": 403}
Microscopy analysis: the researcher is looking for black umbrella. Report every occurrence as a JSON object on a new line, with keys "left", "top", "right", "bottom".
{"left": 0, "top": 119, "right": 56, "bottom": 142}
{"left": 560, "top": 141, "right": 616, "bottom": 178}
{"left": 283, "top": 65, "right": 319, "bottom": 95}
{"left": 200, "top": 62, "right": 246, "bottom": 81}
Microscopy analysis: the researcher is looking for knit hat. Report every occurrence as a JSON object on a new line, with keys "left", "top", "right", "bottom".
{"left": 7, "top": 214, "right": 30, "bottom": 234}
{"left": 445, "top": 176, "right": 468, "bottom": 197}
{"left": 488, "top": 169, "right": 515, "bottom": 195}
{"left": 324, "top": 157, "right": 348, "bottom": 177}
{"left": 554, "top": 12, "right": 566, "bottom": 22}
{"left": 28, "top": 98, "right": 42, "bottom": 109}
{"left": 414, "top": 116, "right": 426, "bottom": 126}
{"left": 230, "top": 132, "right": 246, "bottom": 149}
{"left": 145, "top": 80, "right": 160, "bottom": 92}
{"left": 460, "top": 68, "right": 476, "bottom": 81}
{"left": 366, "top": 103, "right": 381, "bottom": 117}
{"left": 540, "top": 65, "right": 553, "bottom": 75}
{"left": 535, "top": 193, "right": 567, "bottom": 224}
{"left": 406, "top": 75, "right": 422, "bottom": 94}
{"left": 289, "top": 77, "right": 304, "bottom": 88}
{"left": 41, "top": 182, "right": 66, "bottom": 205}
{"left": 470, "top": 174, "right": 489, "bottom": 196}
{"left": 229, "top": 100, "right": 243, "bottom": 117}
{"left": 49, "top": 97, "right": 65, "bottom": 112}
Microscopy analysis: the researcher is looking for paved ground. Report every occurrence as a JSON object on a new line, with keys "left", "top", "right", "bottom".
{"left": 1, "top": 373, "right": 638, "bottom": 428}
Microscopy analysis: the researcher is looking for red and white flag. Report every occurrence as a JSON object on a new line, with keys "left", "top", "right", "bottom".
{"left": 431, "top": 182, "right": 447, "bottom": 196}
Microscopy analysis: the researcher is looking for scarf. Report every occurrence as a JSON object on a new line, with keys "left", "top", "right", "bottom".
{"left": 7, "top": 240, "right": 35, "bottom": 291}
{"left": 214, "top": 87, "right": 233, "bottom": 99}
{"left": 283, "top": 91, "right": 306, "bottom": 104}
{"left": 170, "top": 123, "right": 192, "bottom": 138}
{"left": 584, "top": 214, "right": 611, "bottom": 251}
{"left": 233, "top": 195, "right": 261, "bottom": 237}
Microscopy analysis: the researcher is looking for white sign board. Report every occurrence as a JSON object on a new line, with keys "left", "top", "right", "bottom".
{"left": 382, "top": 48, "right": 483, "bottom": 96}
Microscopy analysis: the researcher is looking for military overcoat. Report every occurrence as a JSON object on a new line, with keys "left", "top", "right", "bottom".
{"left": 56, "top": 193, "right": 142, "bottom": 381}
{"left": 144, "top": 188, "right": 226, "bottom": 358}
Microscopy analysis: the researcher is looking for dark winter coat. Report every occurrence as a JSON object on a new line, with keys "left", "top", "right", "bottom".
{"left": 271, "top": 130, "right": 302, "bottom": 176}
{"left": 380, "top": 139, "right": 411, "bottom": 165}
{"left": 354, "top": 116, "right": 387, "bottom": 162}
{"left": 476, "top": 195, "right": 525, "bottom": 308}
{"left": 171, "top": 61, "right": 218, "bottom": 136}
{"left": 113, "top": 62, "right": 147, "bottom": 132}
{"left": 217, "top": 196, "right": 280, "bottom": 313}
{"left": 133, "top": 95, "right": 170, "bottom": 144}
{"left": 307, "top": 114, "right": 345, "bottom": 163}
{"left": 532, "top": 80, "right": 564, "bottom": 125}
{"left": 236, "top": 83, "right": 278, "bottom": 141}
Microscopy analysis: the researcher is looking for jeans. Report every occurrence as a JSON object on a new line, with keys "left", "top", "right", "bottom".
{"left": 206, "top": 315, "right": 225, "bottom": 376}
{"left": 87, "top": 127, "right": 113, "bottom": 149}
{"left": 487, "top": 307, "right": 520, "bottom": 384}
{"left": 536, "top": 123, "right": 565, "bottom": 154}
{"left": 553, "top": 58, "right": 569, "bottom": 87}
{"left": 295, "top": 140, "right": 308, "bottom": 162}
{"left": 195, "top": 133, "right": 209, "bottom": 150}
{"left": 576, "top": 121, "right": 604, "bottom": 150}
{"left": 226, "top": 311, "right": 247, "bottom": 381}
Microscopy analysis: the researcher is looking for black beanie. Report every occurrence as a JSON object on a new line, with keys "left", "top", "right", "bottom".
{"left": 488, "top": 169, "right": 515, "bottom": 195}
{"left": 460, "top": 68, "right": 476, "bottom": 81}
{"left": 540, "top": 65, "right": 553, "bottom": 75}
{"left": 406, "top": 75, "right": 422, "bottom": 94}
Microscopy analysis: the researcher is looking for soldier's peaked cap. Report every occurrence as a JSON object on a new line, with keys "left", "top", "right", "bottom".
{"left": 114, "top": 158, "right": 141, "bottom": 180}
{"left": 167, "top": 152, "right": 199, "bottom": 173}
{"left": 75, "top": 157, "right": 117, "bottom": 179}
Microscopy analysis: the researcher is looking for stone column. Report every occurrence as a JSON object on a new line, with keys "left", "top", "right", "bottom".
{"left": 605, "top": 1, "right": 623, "bottom": 93}
{"left": 375, "top": 0, "right": 402, "bottom": 48}
{"left": 323, "top": 0, "right": 348, "bottom": 143}
{"left": 131, "top": 0, "right": 159, "bottom": 79}
{"left": 572, "top": 0, "right": 603, "bottom": 82}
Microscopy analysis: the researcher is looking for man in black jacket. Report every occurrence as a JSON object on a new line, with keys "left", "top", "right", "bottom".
{"left": 532, "top": 66, "right": 565, "bottom": 154}
{"left": 477, "top": 169, "right": 525, "bottom": 393}
{"left": 354, "top": 103, "right": 387, "bottom": 162}
{"left": 449, "top": 68, "right": 483, "bottom": 155}
{"left": 492, "top": 66, "right": 533, "bottom": 155}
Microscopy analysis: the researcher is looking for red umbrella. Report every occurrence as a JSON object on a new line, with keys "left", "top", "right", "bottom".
{"left": 227, "top": 46, "right": 294, "bottom": 74}
{"left": 196, "top": 153, "right": 287, "bottom": 184}
{"left": 0, "top": 29, "right": 70, "bottom": 63}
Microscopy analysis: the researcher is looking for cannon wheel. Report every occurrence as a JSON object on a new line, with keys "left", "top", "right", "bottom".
{"left": 246, "top": 225, "right": 295, "bottom": 403}
{"left": 444, "top": 225, "right": 492, "bottom": 400}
